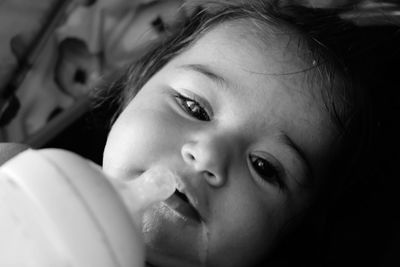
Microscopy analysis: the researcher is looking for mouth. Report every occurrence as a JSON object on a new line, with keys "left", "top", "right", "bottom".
{"left": 164, "top": 189, "right": 202, "bottom": 222}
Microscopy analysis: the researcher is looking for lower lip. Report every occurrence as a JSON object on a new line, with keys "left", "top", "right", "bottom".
{"left": 163, "top": 194, "right": 201, "bottom": 222}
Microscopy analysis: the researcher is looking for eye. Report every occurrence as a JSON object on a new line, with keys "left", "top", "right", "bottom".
{"left": 174, "top": 92, "right": 211, "bottom": 121}
{"left": 249, "top": 154, "right": 284, "bottom": 189}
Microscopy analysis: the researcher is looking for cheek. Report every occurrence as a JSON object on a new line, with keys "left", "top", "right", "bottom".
{"left": 102, "top": 102, "right": 181, "bottom": 178}
{"left": 206, "top": 184, "right": 287, "bottom": 267}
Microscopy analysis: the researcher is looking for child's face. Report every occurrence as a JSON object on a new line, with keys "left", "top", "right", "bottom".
{"left": 103, "top": 21, "right": 338, "bottom": 267}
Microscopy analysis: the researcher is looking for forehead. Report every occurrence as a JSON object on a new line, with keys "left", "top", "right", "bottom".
{"left": 193, "top": 19, "right": 315, "bottom": 81}
{"left": 170, "top": 20, "right": 333, "bottom": 127}
{"left": 176, "top": 20, "right": 322, "bottom": 103}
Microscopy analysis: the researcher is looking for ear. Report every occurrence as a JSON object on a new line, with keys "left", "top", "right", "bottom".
{"left": 0, "top": 143, "right": 29, "bottom": 166}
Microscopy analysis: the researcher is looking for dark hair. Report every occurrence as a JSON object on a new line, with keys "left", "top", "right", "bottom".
{"left": 95, "top": 1, "right": 400, "bottom": 265}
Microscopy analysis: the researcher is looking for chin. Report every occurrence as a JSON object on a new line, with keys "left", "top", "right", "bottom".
{"left": 141, "top": 202, "right": 207, "bottom": 267}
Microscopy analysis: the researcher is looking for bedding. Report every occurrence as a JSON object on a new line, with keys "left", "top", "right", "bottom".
{"left": 0, "top": 0, "right": 186, "bottom": 145}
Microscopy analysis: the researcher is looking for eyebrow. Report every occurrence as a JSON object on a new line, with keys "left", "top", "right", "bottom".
{"left": 179, "top": 64, "right": 229, "bottom": 88}
{"left": 278, "top": 133, "right": 314, "bottom": 186}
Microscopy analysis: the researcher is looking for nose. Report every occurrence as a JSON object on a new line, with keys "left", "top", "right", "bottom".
{"left": 181, "top": 134, "right": 229, "bottom": 187}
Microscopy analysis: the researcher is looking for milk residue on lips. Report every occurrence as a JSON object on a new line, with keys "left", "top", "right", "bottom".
{"left": 130, "top": 167, "right": 209, "bottom": 266}
{"left": 123, "top": 166, "right": 209, "bottom": 267}
{"left": 134, "top": 168, "right": 209, "bottom": 267}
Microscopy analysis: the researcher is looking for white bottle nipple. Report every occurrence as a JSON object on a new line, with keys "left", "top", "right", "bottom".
{"left": 111, "top": 166, "right": 177, "bottom": 223}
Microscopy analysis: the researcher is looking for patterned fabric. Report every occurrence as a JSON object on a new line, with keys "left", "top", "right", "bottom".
{"left": 0, "top": 0, "right": 185, "bottom": 144}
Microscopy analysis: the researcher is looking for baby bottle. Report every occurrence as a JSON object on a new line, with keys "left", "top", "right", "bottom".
{"left": 0, "top": 148, "right": 176, "bottom": 267}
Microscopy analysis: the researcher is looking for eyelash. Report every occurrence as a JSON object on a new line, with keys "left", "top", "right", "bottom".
{"left": 249, "top": 155, "right": 285, "bottom": 190}
{"left": 174, "top": 92, "right": 211, "bottom": 121}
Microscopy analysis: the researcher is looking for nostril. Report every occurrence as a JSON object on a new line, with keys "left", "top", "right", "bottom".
{"left": 183, "top": 150, "right": 196, "bottom": 162}
{"left": 204, "top": 170, "right": 225, "bottom": 187}
{"left": 204, "top": 171, "right": 215, "bottom": 178}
